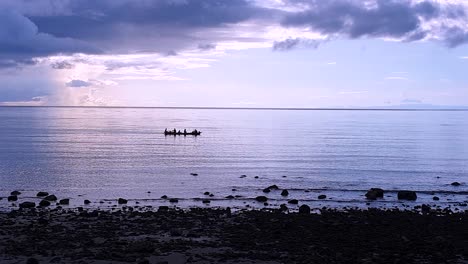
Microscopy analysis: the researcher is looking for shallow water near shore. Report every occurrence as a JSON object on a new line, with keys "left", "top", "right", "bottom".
{"left": 0, "top": 107, "right": 467, "bottom": 210}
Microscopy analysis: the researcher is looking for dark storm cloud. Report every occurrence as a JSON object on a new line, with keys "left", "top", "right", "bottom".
{"left": 282, "top": 0, "right": 468, "bottom": 46}
{"left": 0, "top": 10, "right": 101, "bottom": 67}
{"left": 0, "top": 0, "right": 467, "bottom": 68}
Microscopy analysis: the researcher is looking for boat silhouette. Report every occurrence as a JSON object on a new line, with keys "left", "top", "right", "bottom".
{"left": 164, "top": 130, "right": 201, "bottom": 136}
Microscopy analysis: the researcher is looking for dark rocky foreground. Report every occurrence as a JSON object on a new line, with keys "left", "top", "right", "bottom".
{"left": 0, "top": 207, "right": 467, "bottom": 264}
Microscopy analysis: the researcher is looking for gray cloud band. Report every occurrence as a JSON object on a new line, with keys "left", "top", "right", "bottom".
{"left": 0, "top": 0, "right": 467, "bottom": 66}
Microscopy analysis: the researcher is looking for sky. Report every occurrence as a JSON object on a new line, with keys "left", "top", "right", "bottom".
{"left": 0, "top": 0, "right": 467, "bottom": 108}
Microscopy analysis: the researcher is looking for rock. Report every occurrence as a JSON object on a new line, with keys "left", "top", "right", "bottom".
{"left": 10, "top": 191, "right": 21, "bottom": 196}
{"left": 161, "top": 195, "right": 168, "bottom": 199}
{"left": 365, "top": 188, "right": 384, "bottom": 200}
{"left": 7, "top": 195, "right": 17, "bottom": 202}
{"left": 19, "top": 202, "right": 35, "bottom": 209}
{"left": 225, "top": 195, "right": 235, "bottom": 199}
{"left": 59, "top": 199, "right": 70, "bottom": 205}
{"left": 299, "top": 204, "right": 311, "bottom": 214}
{"left": 318, "top": 195, "right": 327, "bottom": 200}
{"left": 204, "top": 192, "right": 210, "bottom": 195}
{"left": 202, "top": 200, "right": 210, "bottom": 204}
{"left": 254, "top": 176, "right": 259, "bottom": 179}
{"left": 433, "top": 196, "right": 440, "bottom": 201}
{"left": 255, "top": 196, "right": 268, "bottom": 202}
{"left": 158, "top": 206, "right": 169, "bottom": 211}
{"left": 232, "top": 189, "right": 237, "bottom": 191}
{"left": 422, "top": 204, "right": 431, "bottom": 212}
{"left": 84, "top": 200, "right": 91, "bottom": 205}
{"left": 190, "top": 173, "right": 198, "bottom": 176}
{"left": 36, "top": 191, "right": 49, "bottom": 197}
{"left": 209, "top": 194, "right": 214, "bottom": 197}
{"left": 397, "top": 191, "right": 417, "bottom": 201}
{"left": 26, "top": 258, "right": 39, "bottom": 264}
{"left": 267, "top": 185, "right": 279, "bottom": 190}
{"left": 281, "top": 189, "right": 289, "bottom": 196}
{"left": 39, "top": 200, "right": 51, "bottom": 207}
{"left": 451, "top": 182, "right": 461, "bottom": 186}
{"left": 118, "top": 198, "right": 128, "bottom": 204}
{"left": 169, "top": 198, "right": 178, "bottom": 203}
{"left": 44, "top": 195, "right": 57, "bottom": 201}
{"left": 262, "top": 188, "right": 271, "bottom": 193}
{"left": 280, "top": 204, "right": 288, "bottom": 211}
{"left": 288, "top": 199, "right": 299, "bottom": 204}
{"left": 49, "top": 257, "right": 61, "bottom": 263}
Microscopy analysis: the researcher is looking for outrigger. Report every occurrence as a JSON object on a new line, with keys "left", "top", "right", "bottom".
{"left": 164, "top": 128, "right": 201, "bottom": 136}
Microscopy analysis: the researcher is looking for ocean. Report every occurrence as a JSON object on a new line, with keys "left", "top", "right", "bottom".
{"left": 1, "top": 107, "right": 467, "bottom": 210}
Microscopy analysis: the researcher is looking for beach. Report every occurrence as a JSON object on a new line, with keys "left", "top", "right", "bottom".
{"left": 1, "top": 206, "right": 467, "bottom": 264}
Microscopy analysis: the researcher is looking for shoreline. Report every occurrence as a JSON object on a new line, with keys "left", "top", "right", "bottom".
{"left": 1, "top": 206, "right": 467, "bottom": 263}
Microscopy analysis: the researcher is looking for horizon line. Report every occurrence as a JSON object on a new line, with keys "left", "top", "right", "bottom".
{"left": 1, "top": 105, "right": 468, "bottom": 111}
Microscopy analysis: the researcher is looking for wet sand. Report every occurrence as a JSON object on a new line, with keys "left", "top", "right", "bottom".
{"left": 1, "top": 206, "right": 467, "bottom": 264}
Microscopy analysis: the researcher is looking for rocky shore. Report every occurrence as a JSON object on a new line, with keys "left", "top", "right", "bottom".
{"left": 0, "top": 206, "right": 467, "bottom": 264}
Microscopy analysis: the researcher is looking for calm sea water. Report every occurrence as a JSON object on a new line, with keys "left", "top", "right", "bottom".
{"left": 1, "top": 107, "right": 467, "bottom": 210}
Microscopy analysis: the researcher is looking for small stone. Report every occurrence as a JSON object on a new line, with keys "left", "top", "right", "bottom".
{"left": 255, "top": 196, "right": 268, "bottom": 202}
{"left": 84, "top": 200, "right": 91, "bottom": 205}
{"left": 118, "top": 198, "right": 128, "bottom": 204}
{"left": 267, "top": 185, "right": 279, "bottom": 190}
{"left": 281, "top": 190, "right": 289, "bottom": 196}
{"left": 159, "top": 206, "right": 169, "bottom": 211}
{"left": 288, "top": 199, "right": 299, "bottom": 204}
{"left": 299, "top": 204, "right": 311, "bottom": 214}
{"left": 280, "top": 204, "right": 288, "bottom": 211}
{"left": 7, "top": 195, "right": 17, "bottom": 202}
{"left": 26, "top": 258, "right": 39, "bottom": 264}
{"left": 202, "top": 200, "right": 210, "bottom": 204}
{"left": 44, "top": 195, "right": 57, "bottom": 201}
{"left": 365, "top": 188, "right": 384, "bottom": 200}
{"left": 225, "top": 195, "right": 235, "bottom": 199}
{"left": 204, "top": 192, "right": 210, "bottom": 195}
{"left": 318, "top": 195, "right": 327, "bottom": 200}
{"left": 39, "top": 200, "right": 51, "bottom": 207}
{"left": 59, "top": 199, "right": 70, "bottom": 205}
{"left": 19, "top": 201, "right": 35, "bottom": 209}
{"left": 169, "top": 198, "right": 178, "bottom": 203}
{"left": 254, "top": 176, "right": 259, "bottom": 179}
{"left": 10, "top": 191, "right": 21, "bottom": 196}
{"left": 433, "top": 196, "right": 440, "bottom": 201}
{"left": 262, "top": 188, "right": 271, "bottom": 193}
{"left": 209, "top": 194, "right": 214, "bottom": 197}
{"left": 422, "top": 204, "right": 431, "bottom": 212}
{"left": 232, "top": 189, "right": 237, "bottom": 191}
{"left": 190, "top": 173, "right": 198, "bottom": 176}
{"left": 36, "top": 192, "right": 49, "bottom": 197}
{"left": 451, "top": 182, "right": 461, "bottom": 186}
{"left": 397, "top": 191, "right": 417, "bottom": 201}
{"left": 161, "top": 195, "right": 168, "bottom": 199}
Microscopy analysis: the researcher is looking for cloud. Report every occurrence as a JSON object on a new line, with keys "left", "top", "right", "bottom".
{"left": 273, "top": 37, "right": 323, "bottom": 50}
{"left": 385, "top": 76, "right": 409, "bottom": 80}
{"left": 66, "top": 79, "right": 92, "bottom": 88}
{"left": 401, "top": 98, "right": 423, "bottom": 104}
{"left": 281, "top": 0, "right": 468, "bottom": 47}
{"left": 51, "top": 61, "right": 74, "bottom": 70}
{"left": 0, "top": 10, "right": 100, "bottom": 67}
{"left": 198, "top": 43, "right": 217, "bottom": 51}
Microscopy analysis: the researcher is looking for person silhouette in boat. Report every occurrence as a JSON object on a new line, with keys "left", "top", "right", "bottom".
{"left": 173, "top": 128, "right": 176, "bottom": 134}
{"left": 165, "top": 128, "right": 167, "bottom": 134}
{"left": 184, "top": 129, "right": 187, "bottom": 135}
